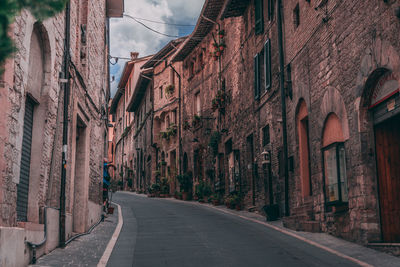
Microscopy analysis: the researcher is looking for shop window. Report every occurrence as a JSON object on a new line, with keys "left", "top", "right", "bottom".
{"left": 254, "top": 39, "right": 271, "bottom": 99}
{"left": 254, "top": 0, "right": 264, "bottom": 34}
{"left": 322, "top": 113, "right": 348, "bottom": 205}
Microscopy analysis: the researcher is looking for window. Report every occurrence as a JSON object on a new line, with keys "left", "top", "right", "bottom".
{"left": 172, "top": 109, "right": 177, "bottom": 124}
{"left": 254, "top": 39, "right": 272, "bottom": 99}
{"left": 169, "top": 68, "right": 175, "bottom": 85}
{"left": 262, "top": 124, "right": 270, "bottom": 146}
{"left": 195, "top": 92, "right": 201, "bottom": 116}
{"left": 293, "top": 3, "right": 300, "bottom": 29}
{"left": 189, "top": 61, "right": 195, "bottom": 77}
{"left": 322, "top": 113, "right": 348, "bottom": 205}
{"left": 297, "top": 100, "right": 312, "bottom": 197}
{"left": 267, "top": 0, "right": 275, "bottom": 21}
{"left": 323, "top": 143, "right": 348, "bottom": 203}
{"left": 254, "top": 0, "right": 264, "bottom": 34}
{"left": 159, "top": 86, "right": 163, "bottom": 99}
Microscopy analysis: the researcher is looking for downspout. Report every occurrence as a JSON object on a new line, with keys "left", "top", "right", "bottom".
{"left": 277, "top": 0, "right": 290, "bottom": 216}
{"left": 169, "top": 64, "right": 182, "bottom": 176}
{"left": 122, "top": 89, "right": 125, "bottom": 190}
{"left": 60, "top": 0, "right": 71, "bottom": 248}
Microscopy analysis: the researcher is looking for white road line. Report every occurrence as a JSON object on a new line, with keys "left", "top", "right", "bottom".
{"left": 164, "top": 198, "right": 374, "bottom": 267}
{"left": 97, "top": 203, "right": 123, "bottom": 267}
{"left": 205, "top": 205, "right": 374, "bottom": 267}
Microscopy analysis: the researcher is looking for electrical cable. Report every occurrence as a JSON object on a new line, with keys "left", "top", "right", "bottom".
{"left": 124, "top": 13, "right": 195, "bottom": 27}
{"left": 124, "top": 14, "right": 180, "bottom": 38}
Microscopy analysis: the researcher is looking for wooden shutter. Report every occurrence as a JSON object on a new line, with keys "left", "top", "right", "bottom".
{"left": 254, "top": 55, "right": 260, "bottom": 99}
{"left": 255, "top": 0, "right": 264, "bottom": 34}
{"left": 264, "top": 39, "right": 271, "bottom": 90}
{"left": 16, "top": 98, "right": 35, "bottom": 221}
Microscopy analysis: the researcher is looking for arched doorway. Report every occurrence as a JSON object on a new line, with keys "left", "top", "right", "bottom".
{"left": 367, "top": 71, "right": 400, "bottom": 242}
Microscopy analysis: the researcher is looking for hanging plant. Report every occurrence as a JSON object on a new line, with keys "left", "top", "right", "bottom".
{"left": 166, "top": 124, "right": 177, "bottom": 138}
{"left": 165, "top": 84, "right": 175, "bottom": 96}
{"left": 208, "top": 131, "right": 221, "bottom": 156}
{"left": 219, "top": 42, "right": 226, "bottom": 51}
{"left": 211, "top": 90, "right": 226, "bottom": 112}
{"left": 192, "top": 115, "right": 201, "bottom": 127}
{"left": 183, "top": 120, "right": 191, "bottom": 130}
{"left": 218, "top": 29, "right": 225, "bottom": 39}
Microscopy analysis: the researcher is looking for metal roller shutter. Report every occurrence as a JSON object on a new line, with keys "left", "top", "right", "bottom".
{"left": 16, "top": 98, "right": 34, "bottom": 222}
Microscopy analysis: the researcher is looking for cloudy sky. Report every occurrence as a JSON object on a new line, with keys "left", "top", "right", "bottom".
{"left": 109, "top": 0, "right": 205, "bottom": 97}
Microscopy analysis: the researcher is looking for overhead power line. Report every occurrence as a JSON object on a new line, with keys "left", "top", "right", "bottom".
{"left": 124, "top": 14, "right": 196, "bottom": 27}
{"left": 124, "top": 14, "right": 180, "bottom": 38}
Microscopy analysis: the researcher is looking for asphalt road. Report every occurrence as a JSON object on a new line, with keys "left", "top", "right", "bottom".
{"left": 107, "top": 192, "right": 360, "bottom": 267}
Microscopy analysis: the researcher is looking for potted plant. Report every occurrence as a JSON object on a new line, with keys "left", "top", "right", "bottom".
{"left": 160, "top": 178, "right": 170, "bottom": 197}
{"left": 150, "top": 183, "right": 160, "bottom": 197}
{"left": 211, "top": 193, "right": 221, "bottom": 205}
{"left": 202, "top": 182, "right": 212, "bottom": 202}
{"left": 177, "top": 172, "right": 192, "bottom": 200}
{"left": 195, "top": 181, "right": 204, "bottom": 202}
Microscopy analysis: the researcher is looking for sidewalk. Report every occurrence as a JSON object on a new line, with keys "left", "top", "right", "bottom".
{"left": 163, "top": 196, "right": 400, "bottom": 267}
{"left": 31, "top": 206, "right": 118, "bottom": 267}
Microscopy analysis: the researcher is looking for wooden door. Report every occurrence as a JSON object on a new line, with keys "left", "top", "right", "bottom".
{"left": 375, "top": 114, "right": 400, "bottom": 242}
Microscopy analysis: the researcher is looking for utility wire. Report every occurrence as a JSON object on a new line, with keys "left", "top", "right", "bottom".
{"left": 124, "top": 14, "right": 180, "bottom": 38}
{"left": 124, "top": 14, "right": 195, "bottom": 27}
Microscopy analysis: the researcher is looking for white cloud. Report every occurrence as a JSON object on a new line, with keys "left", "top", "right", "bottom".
{"left": 109, "top": 0, "right": 205, "bottom": 96}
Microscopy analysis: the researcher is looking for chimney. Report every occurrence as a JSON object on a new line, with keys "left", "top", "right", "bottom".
{"left": 130, "top": 52, "right": 139, "bottom": 60}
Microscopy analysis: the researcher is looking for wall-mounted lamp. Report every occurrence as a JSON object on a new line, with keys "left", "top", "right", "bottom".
{"left": 261, "top": 150, "right": 271, "bottom": 164}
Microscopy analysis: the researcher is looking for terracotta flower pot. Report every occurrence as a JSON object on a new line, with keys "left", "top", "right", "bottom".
{"left": 182, "top": 192, "right": 189, "bottom": 201}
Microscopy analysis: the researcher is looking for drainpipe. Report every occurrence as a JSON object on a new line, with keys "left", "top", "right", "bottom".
{"left": 60, "top": 0, "right": 71, "bottom": 248}
{"left": 168, "top": 64, "right": 182, "bottom": 176}
{"left": 277, "top": 0, "right": 290, "bottom": 216}
{"left": 27, "top": 207, "right": 51, "bottom": 264}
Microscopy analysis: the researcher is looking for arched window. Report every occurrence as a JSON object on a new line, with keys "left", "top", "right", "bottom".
{"left": 322, "top": 113, "right": 348, "bottom": 205}
{"left": 296, "top": 100, "right": 312, "bottom": 197}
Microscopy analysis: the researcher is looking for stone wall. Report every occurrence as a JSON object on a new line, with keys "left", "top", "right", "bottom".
{"left": 0, "top": 0, "right": 108, "bottom": 264}
{"left": 283, "top": 0, "right": 400, "bottom": 242}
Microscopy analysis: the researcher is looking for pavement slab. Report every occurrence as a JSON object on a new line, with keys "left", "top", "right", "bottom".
{"left": 32, "top": 205, "right": 118, "bottom": 267}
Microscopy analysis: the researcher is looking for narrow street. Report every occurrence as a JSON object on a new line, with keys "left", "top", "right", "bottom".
{"left": 107, "top": 192, "right": 359, "bottom": 267}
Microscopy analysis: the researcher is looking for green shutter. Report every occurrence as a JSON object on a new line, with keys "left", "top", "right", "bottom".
{"left": 254, "top": 54, "right": 260, "bottom": 99}
{"left": 255, "top": 0, "right": 264, "bottom": 34}
{"left": 264, "top": 39, "right": 271, "bottom": 90}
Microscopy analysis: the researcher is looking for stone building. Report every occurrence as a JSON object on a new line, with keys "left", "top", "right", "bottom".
{"left": 0, "top": 0, "right": 121, "bottom": 265}
{"left": 142, "top": 37, "right": 186, "bottom": 195}
{"left": 110, "top": 53, "right": 152, "bottom": 190}
{"left": 281, "top": 0, "right": 400, "bottom": 244}
{"left": 126, "top": 67, "right": 154, "bottom": 193}
{"left": 168, "top": 0, "right": 400, "bottom": 245}
{"left": 172, "top": 0, "right": 285, "bottom": 210}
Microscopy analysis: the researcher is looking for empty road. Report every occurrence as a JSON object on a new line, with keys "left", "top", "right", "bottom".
{"left": 107, "top": 192, "right": 361, "bottom": 267}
